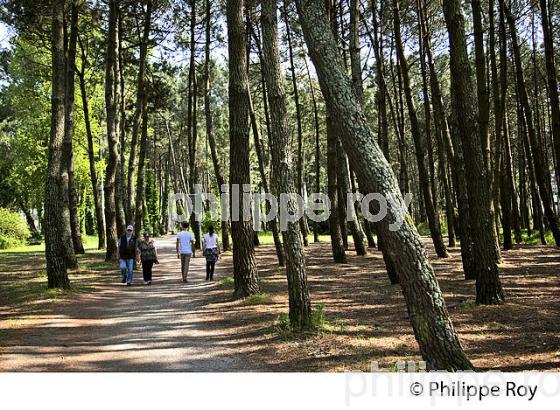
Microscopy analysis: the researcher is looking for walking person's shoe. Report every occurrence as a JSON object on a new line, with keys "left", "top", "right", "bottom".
{"left": 126, "top": 283, "right": 131, "bottom": 286}
{"left": 121, "top": 278, "right": 126, "bottom": 284}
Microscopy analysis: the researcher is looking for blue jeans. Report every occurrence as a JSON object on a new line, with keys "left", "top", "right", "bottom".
{"left": 119, "top": 259, "right": 134, "bottom": 284}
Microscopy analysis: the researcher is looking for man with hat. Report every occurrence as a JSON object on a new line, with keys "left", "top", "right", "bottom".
{"left": 118, "top": 225, "right": 139, "bottom": 286}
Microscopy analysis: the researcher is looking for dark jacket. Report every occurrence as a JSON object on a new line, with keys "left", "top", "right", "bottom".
{"left": 119, "top": 235, "right": 137, "bottom": 260}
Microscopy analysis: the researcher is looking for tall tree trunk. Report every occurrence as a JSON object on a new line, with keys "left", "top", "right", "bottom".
{"left": 116, "top": 12, "right": 127, "bottom": 235}
{"left": 45, "top": 0, "right": 71, "bottom": 288}
{"left": 104, "top": 0, "right": 121, "bottom": 261}
{"left": 127, "top": 0, "right": 153, "bottom": 225}
{"left": 443, "top": 0, "right": 504, "bottom": 304}
{"left": 303, "top": 55, "right": 322, "bottom": 243}
{"left": 249, "top": 87, "right": 286, "bottom": 266}
{"left": 471, "top": 0, "right": 502, "bottom": 260}
{"left": 393, "top": 0, "right": 448, "bottom": 258}
{"left": 64, "top": 0, "right": 84, "bottom": 256}
{"left": 296, "top": 0, "right": 473, "bottom": 370}
{"left": 203, "top": 0, "right": 230, "bottom": 252}
{"left": 261, "top": 0, "right": 311, "bottom": 329}
{"left": 283, "top": 2, "right": 310, "bottom": 246}
{"left": 227, "top": 0, "right": 260, "bottom": 298}
{"left": 132, "top": 1, "right": 153, "bottom": 234}
{"left": 539, "top": 0, "right": 560, "bottom": 195}
{"left": 419, "top": 0, "right": 475, "bottom": 275}
{"left": 504, "top": 2, "right": 560, "bottom": 245}
{"left": 78, "top": 41, "right": 105, "bottom": 249}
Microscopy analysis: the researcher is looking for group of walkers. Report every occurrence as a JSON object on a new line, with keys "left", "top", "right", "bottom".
{"left": 117, "top": 222, "right": 221, "bottom": 286}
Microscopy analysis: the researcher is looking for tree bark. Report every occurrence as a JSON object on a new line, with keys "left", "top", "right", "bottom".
{"left": 227, "top": 0, "right": 260, "bottom": 298}
{"left": 326, "top": 115, "right": 347, "bottom": 263}
{"left": 419, "top": 0, "right": 474, "bottom": 273}
{"left": 133, "top": 1, "right": 153, "bottom": 234}
{"left": 127, "top": 0, "right": 153, "bottom": 225}
{"left": 203, "top": 0, "right": 230, "bottom": 252}
{"left": 283, "top": 2, "right": 310, "bottom": 247}
{"left": 539, "top": 0, "right": 560, "bottom": 195}
{"left": 261, "top": 0, "right": 312, "bottom": 329}
{"left": 104, "top": 0, "right": 121, "bottom": 261}
{"left": 45, "top": 0, "right": 71, "bottom": 288}
{"left": 504, "top": 2, "right": 560, "bottom": 246}
{"left": 296, "top": 0, "right": 473, "bottom": 370}
{"left": 393, "top": 0, "right": 448, "bottom": 258}
{"left": 64, "top": 0, "right": 84, "bottom": 256}
{"left": 443, "top": 0, "right": 504, "bottom": 305}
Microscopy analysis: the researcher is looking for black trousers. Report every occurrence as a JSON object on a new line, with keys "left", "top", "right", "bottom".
{"left": 142, "top": 260, "right": 154, "bottom": 282}
{"left": 206, "top": 261, "right": 215, "bottom": 280}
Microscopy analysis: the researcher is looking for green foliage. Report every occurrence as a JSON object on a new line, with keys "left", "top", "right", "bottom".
{"left": 0, "top": 207, "right": 30, "bottom": 249}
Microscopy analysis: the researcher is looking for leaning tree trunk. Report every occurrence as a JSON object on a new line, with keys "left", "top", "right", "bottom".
{"left": 44, "top": 0, "right": 71, "bottom": 289}
{"left": 393, "top": 0, "right": 448, "bottom": 258}
{"left": 295, "top": 0, "right": 473, "bottom": 370}
{"left": 204, "top": 0, "right": 230, "bottom": 252}
{"left": 227, "top": 0, "right": 260, "bottom": 298}
{"left": 104, "top": 0, "right": 121, "bottom": 261}
{"left": 261, "top": 0, "right": 312, "bottom": 329}
{"left": 443, "top": 0, "right": 504, "bottom": 305}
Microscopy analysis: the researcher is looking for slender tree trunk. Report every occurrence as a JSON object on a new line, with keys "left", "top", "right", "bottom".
{"left": 393, "top": 0, "right": 448, "bottom": 258}
{"left": 504, "top": 2, "right": 560, "bottom": 245}
{"left": 78, "top": 48, "right": 105, "bottom": 249}
{"left": 203, "top": 0, "right": 230, "bottom": 252}
{"left": 326, "top": 115, "right": 347, "bottom": 263}
{"left": 303, "top": 55, "right": 322, "bottom": 243}
{"left": 45, "top": 0, "right": 71, "bottom": 288}
{"left": 296, "top": 0, "right": 473, "bottom": 370}
{"left": 261, "top": 0, "right": 312, "bottom": 329}
{"left": 283, "top": 2, "right": 310, "bottom": 246}
{"left": 227, "top": 0, "right": 260, "bottom": 298}
{"left": 127, "top": 1, "right": 153, "bottom": 225}
{"left": 132, "top": 1, "right": 153, "bottom": 233}
{"left": 443, "top": 0, "right": 504, "bottom": 304}
{"left": 539, "top": 0, "right": 560, "bottom": 195}
{"left": 104, "top": 0, "right": 121, "bottom": 261}
{"left": 64, "top": 0, "right": 84, "bottom": 256}
{"left": 249, "top": 87, "right": 286, "bottom": 266}
{"left": 116, "top": 13, "right": 127, "bottom": 234}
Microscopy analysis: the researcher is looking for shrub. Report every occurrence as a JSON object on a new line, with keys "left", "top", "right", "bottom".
{"left": 0, "top": 207, "right": 30, "bottom": 249}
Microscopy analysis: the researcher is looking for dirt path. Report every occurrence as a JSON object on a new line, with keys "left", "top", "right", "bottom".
{"left": 0, "top": 236, "right": 264, "bottom": 371}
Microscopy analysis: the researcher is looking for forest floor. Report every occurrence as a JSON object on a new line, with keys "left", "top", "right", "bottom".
{"left": 1, "top": 235, "right": 559, "bottom": 372}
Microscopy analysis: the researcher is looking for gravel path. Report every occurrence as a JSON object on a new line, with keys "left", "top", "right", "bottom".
{"left": 1, "top": 236, "right": 261, "bottom": 372}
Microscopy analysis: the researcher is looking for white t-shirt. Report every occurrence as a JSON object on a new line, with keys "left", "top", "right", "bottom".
{"left": 204, "top": 233, "right": 218, "bottom": 249}
{"left": 177, "top": 231, "right": 194, "bottom": 254}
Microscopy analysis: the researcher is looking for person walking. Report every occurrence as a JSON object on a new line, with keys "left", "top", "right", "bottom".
{"left": 138, "top": 231, "right": 159, "bottom": 285}
{"left": 203, "top": 225, "right": 220, "bottom": 281}
{"left": 176, "top": 221, "right": 195, "bottom": 282}
{"left": 118, "top": 225, "right": 138, "bottom": 286}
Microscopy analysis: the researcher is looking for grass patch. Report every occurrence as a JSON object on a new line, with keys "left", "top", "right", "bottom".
{"left": 219, "top": 275, "right": 234, "bottom": 287}
{"left": 460, "top": 299, "right": 478, "bottom": 310}
{"left": 241, "top": 293, "right": 274, "bottom": 306}
{"left": 273, "top": 303, "right": 331, "bottom": 339}
{"left": 0, "top": 235, "right": 100, "bottom": 254}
